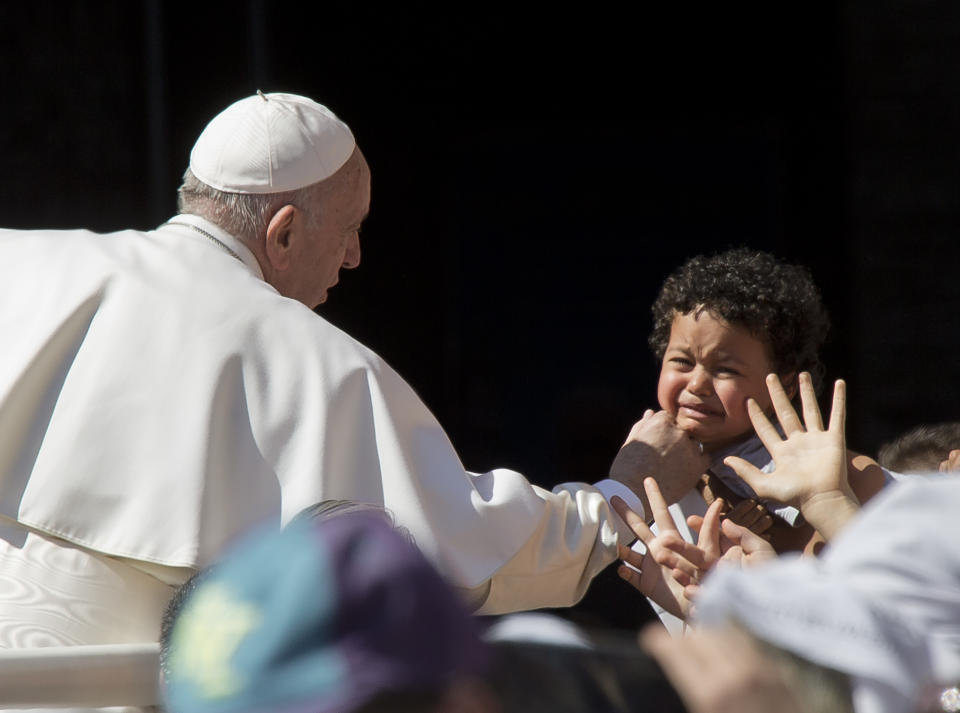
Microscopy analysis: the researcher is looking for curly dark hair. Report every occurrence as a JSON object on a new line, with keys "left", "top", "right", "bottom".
{"left": 649, "top": 248, "right": 830, "bottom": 392}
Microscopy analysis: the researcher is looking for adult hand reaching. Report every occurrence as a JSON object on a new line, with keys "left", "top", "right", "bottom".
{"left": 609, "top": 409, "right": 710, "bottom": 520}
{"left": 724, "top": 372, "right": 859, "bottom": 541}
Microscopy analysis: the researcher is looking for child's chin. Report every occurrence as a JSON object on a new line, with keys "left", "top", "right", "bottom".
{"left": 675, "top": 415, "right": 709, "bottom": 436}
{"left": 701, "top": 432, "right": 755, "bottom": 453}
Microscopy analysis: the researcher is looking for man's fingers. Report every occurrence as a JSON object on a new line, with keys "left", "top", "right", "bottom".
{"left": 611, "top": 496, "right": 654, "bottom": 543}
{"left": 798, "top": 372, "right": 823, "bottom": 431}
{"left": 827, "top": 378, "right": 847, "bottom": 437}
{"left": 643, "top": 477, "right": 679, "bottom": 533}
{"left": 623, "top": 409, "right": 658, "bottom": 444}
{"left": 767, "top": 373, "right": 803, "bottom": 435}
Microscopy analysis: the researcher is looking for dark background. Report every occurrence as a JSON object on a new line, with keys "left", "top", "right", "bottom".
{"left": 2, "top": 2, "right": 958, "bottom": 488}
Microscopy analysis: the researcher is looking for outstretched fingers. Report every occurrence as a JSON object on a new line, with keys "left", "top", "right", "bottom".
{"left": 695, "top": 497, "right": 724, "bottom": 562}
{"left": 745, "top": 397, "right": 782, "bottom": 454}
{"left": 767, "top": 373, "right": 803, "bottom": 435}
{"left": 827, "top": 378, "right": 846, "bottom": 437}
{"left": 721, "top": 455, "right": 767, "bottom": 497}
{"left": 643, "top": 477, "right": 679, "bottom": 534}
{"left": 611, "top": 495, "right": 653, "bottom": 545}
{"left": 798, "top": 372, "right": 823, "bottom": 432}
{"left": 720, "top": 518, "right": 778, "bottom": 565}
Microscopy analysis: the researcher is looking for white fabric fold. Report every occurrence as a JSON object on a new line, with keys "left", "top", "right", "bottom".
{"left": 593, "top": 478, "right": 645, "bottom": 540}
{"left": 0, "top": 218, "right": 621, "bottom": 631}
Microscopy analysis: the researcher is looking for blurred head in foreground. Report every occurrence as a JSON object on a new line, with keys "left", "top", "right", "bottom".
{"left": 162, "top": 512, "right": 490, "bottom": 713}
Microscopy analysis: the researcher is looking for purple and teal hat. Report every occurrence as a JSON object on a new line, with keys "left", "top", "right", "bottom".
{"left": 163, "top": 512, "right": 488, "bottom": 713}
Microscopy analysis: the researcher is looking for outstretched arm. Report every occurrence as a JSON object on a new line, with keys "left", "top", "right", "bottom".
{"left": 724, "top": 373, "right": 860, "bottom": 541}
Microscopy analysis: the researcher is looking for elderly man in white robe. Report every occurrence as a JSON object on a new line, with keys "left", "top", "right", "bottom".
{"left": 0, "top": 92, "right": 707, "bottom": 658}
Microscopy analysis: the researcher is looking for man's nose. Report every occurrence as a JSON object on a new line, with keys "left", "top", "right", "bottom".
{"left": 342, "top": 233, "right": 361, "bottom": 269}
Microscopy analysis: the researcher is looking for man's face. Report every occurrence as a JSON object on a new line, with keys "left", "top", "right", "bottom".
{"left": 286, "top": 150, "right": 370, "bottom": 308}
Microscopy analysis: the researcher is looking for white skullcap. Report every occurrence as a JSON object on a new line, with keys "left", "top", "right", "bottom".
{"left": 189, "top": 91, "right": 356, "bottom": 194}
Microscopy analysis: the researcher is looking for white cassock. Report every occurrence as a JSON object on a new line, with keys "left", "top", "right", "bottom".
{"left": 0, "top": 215, "right": 637, "bottom": 659}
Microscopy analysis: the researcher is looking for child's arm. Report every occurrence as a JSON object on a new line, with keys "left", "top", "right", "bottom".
{"left": 794, "top": 452, "right": 886, "bottom": 555}
{"left": 846, "top": 451, "right": 886, "bottom": 503}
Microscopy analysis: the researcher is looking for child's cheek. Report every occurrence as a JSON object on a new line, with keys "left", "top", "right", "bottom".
{"left": 656, "top": 371, "right": 679, "bottom": 415}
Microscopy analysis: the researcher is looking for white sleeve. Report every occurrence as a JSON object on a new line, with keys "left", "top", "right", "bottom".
{"left": 297, "top": 351, "right": 633, "bottom": 616}
{"left": 470, "top": 481, "right": 623, "bottom": 615}
{"left": 593, "top": 478, "right": 645, "bottom": 539}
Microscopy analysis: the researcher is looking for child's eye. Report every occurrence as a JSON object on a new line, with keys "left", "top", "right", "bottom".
{"left": 716, "top": 366, "right": 742, "bottom": 377}
{"left": 669, "top": 357, "right": 694, "bottom": 368}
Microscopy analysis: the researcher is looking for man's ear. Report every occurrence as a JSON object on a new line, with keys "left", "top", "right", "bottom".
{"left": 779, "top": 372, "right": 799, "bottom": 400}
{"left": 264, "top": 205, "right": 297, "bottom": 271}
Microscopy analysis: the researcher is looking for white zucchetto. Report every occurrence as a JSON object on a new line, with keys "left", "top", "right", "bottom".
{"left": 189, "top": 92, "right": 356, "bottom": 194}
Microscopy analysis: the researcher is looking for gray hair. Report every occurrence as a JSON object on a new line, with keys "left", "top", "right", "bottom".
{"left": 176, "top": 168, "right": 321, "bottom": 243}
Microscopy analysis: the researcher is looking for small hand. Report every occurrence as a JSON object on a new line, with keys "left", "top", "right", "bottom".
{"left": 676, "top": 508, "right": 777, "bottom": 602}
{"left": 696, "top": 474, "right": 773, "bottom": 536}
{"left": 723, "top": 373, "right": 859, "bottom": 541}
{"left": 612, "top": 478, "right": 707, "bottom": 620}
{"left": 724, "top": 499, "right": 774, "bottom": 535}
{"left": 716, "top": 518, "right": 777, "bottom": 567}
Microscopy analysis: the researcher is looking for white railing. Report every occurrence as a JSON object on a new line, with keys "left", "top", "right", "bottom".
{"left": 0, "top": 643, "right": 161, "bottom": 708}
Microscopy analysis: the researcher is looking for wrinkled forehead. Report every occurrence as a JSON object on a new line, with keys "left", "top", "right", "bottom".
{"left": 670, "top": 307, "right": 777, "bottom": 361}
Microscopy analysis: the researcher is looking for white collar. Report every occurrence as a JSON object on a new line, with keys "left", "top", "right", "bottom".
{"left": 159, "top": 214, "right": 265, "bottom": 281}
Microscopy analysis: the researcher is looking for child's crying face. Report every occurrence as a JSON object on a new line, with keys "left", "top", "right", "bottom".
{"left": 657, "top": 310, "right": 788, "bottom": 453}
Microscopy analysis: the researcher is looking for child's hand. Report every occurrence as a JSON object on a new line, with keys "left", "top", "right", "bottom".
{"left": 697, "top": 474, "right": 774, "bottom": 537}
{"left": 612, "top": 478, "right": 713, "bottom": 620}
{"left": 723, "top": 372, "right": 859, "bottom": 541}
{"left": 677, "top": 506, "right": 777, "bottom": 602}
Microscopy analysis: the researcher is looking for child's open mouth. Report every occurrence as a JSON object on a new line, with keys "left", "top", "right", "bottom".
{"left": 677, "top": 401, "right": 722, "bottom": 420}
